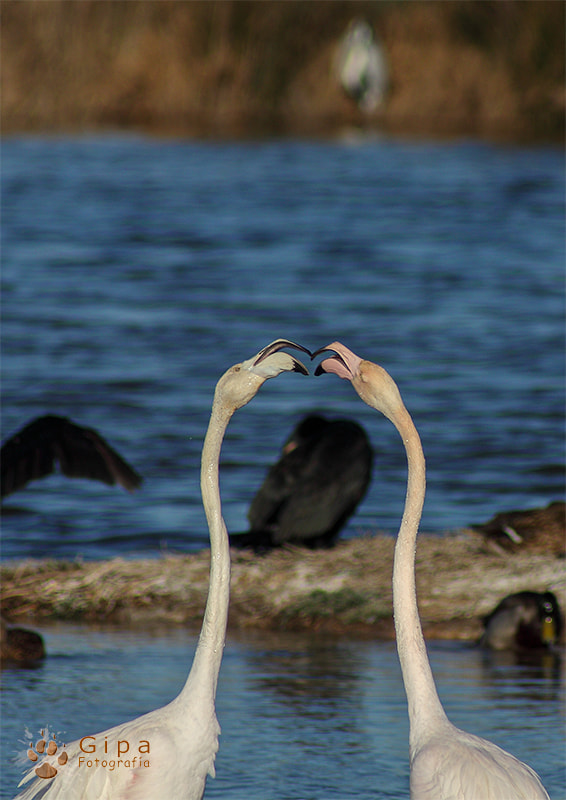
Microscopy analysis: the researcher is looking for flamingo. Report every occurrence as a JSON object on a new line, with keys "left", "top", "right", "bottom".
{"left": 230, "top": 413, "right": 372, "bottom": 550}
{"left": 1, "top": 415, "right": 142, "bottom": 499}
{"left": 314, "top": 342, "right": 550, "bottom": 800}
{"left": 14, "top": 339, "right": 309, "bottom": 800}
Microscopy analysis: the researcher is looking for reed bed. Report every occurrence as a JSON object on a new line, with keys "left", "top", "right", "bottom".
{"left": 2, "top": 1, "right": 563, "bottom": 141}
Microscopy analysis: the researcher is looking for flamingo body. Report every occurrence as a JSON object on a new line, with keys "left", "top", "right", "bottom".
{"left": 315, "top": 342, "right": 549, "bottom": 800}
{"left": 14, "top": 340, "right": 309, "bottom": 800}
{"left": 411, "top": 725, "right": 549, "bottom": 799}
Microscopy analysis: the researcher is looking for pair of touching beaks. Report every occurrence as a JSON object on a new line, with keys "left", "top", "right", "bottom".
{"left": 252, "top": 339, "right": 356, "bottom": 378}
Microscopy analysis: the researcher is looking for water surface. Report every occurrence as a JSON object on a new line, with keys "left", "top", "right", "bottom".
{"left": 2, "top": 136, "right": 564, "bottom": 560}
{"left": 1, "top": 624, "right": 564, "bottom": 798}
{"left": 1, "top": 135, "right": 564, "bottom": 797}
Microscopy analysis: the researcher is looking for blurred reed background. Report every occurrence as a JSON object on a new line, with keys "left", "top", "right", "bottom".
{"left": 1, "top": 0, "right": 564, "bottom": 142}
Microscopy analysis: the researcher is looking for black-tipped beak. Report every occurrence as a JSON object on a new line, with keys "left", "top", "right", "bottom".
{"left": 253, "top": 339, "right": 312, "bottom": 371}
{"left": 292, "top": 361, "right": 309, "bottom": 376}
{"left": 311, "top": 345, "right": 347, "bottom": 376}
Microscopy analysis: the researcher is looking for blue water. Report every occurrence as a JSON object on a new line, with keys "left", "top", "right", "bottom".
{"left": 1, "top": 135, "right": 564, "bottom": 798}
{"left": 1, "top": 625, "right": 564, "bottom": 799}
{"left": 1, "top": 135, "right": 564, "bottom": 560}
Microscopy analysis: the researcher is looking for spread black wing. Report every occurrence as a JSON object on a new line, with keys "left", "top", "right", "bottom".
{"left": 1, "top": 415, "right": 142, "bottom": 498}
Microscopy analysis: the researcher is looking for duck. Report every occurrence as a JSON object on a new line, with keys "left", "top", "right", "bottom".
{"left": 480, "top": 590, "right": 563, "bottom": 650}
{"left": 1, "top": 617, "right": 45, "bottom": 666}
{"left": 471, "top": 501, "right": 565, "bottom": 556}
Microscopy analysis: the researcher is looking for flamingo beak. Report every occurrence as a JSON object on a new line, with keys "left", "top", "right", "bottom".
{"left": 312, "top": 344, "right": 351, "bottom": 377}
{"left": 252, "top": 339, "right": 311, "bottom": 376}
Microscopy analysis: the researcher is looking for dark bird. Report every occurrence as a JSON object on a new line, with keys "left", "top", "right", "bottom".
{"left": 1, "top": 415, "right": 142, "bottom": 498}
{"left": 471, "top": 501, "right": 565, "bottom": 556}
{"left": 1, "top": 617, "right": 45, "bottom": 666}
{"left": 480, "top": 590, "right": 563, "bottom": 651}
{"left": 230, "top": 414, "right": 372, "bottom": 550}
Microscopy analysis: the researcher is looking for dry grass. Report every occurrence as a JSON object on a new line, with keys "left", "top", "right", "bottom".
{"left": 1, "top": 1, "right": 563, "bottom": 141}
{"left": 2, "top": 532, "right": 564, "bottom": 641}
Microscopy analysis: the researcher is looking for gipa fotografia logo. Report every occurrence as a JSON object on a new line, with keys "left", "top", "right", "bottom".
{"left": 19, "top": 728, "right": 68, "bottom": 780}
{"left": 77, "top": 735, "right": 151, "bottom": 770}
{"left": 19, "top": 727, "right": 151, "bottom": 782}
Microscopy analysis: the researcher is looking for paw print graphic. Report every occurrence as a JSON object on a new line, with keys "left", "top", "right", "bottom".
{"left": 27, "top": 730, "right": 68, "bottom": 779}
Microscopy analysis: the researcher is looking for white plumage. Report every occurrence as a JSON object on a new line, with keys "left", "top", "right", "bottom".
{"left": 315, "top": 341, "right": 549, "bottom": 800}
{"left": 336, "top": 19, "right": 389, "bottom": 112}
{"left": 14, "top": 340, "right": 309, "bottom": 800}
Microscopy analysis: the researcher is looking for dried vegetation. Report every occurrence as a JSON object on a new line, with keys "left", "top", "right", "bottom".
{"left": 1, "top": 1, "right": 564, "bottom": 141}
{"left": 2, "top": 532, "right": 564, "bottom": 640}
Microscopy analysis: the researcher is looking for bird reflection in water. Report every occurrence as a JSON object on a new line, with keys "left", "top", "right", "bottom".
{"left": 241, "top": 630, "right": 366, "bottom": 718}
{"left": 479, "top": 644, "right": 563, "bottom": 705}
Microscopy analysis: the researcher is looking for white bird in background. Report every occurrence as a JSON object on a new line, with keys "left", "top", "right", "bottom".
{"left": 15, "top": 340, "right": 309, "bottom": 800}
{"left": 315, "top": 342, "right": 549, "bottom": 800}
{"left": 336, "top": 19, "right": 389, "bottom": 112}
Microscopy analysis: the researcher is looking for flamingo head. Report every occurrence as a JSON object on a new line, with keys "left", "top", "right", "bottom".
{"left": 217, "top": 339, "right": 310, "bottom": 412}
{"left": 314, "top": 341, "right": 405, "bottom": 425}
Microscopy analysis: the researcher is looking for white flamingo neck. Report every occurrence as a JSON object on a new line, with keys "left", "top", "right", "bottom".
{"left": 391, "top": 407, "right": 448, "bottom": 745}
{"left": 179, "top": 397, "right": 233, "bottom": 703}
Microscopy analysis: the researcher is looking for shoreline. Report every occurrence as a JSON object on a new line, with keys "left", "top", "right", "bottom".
{"left": 2, "top": 532, "right": 563, "bottom": 640}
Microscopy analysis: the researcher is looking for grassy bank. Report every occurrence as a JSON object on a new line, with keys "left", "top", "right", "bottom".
{"left": 1, "top": 1, "right": 564, "bottom": 142}
{"left": 2, "top": 533, "right": 563, "bottom": 639}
